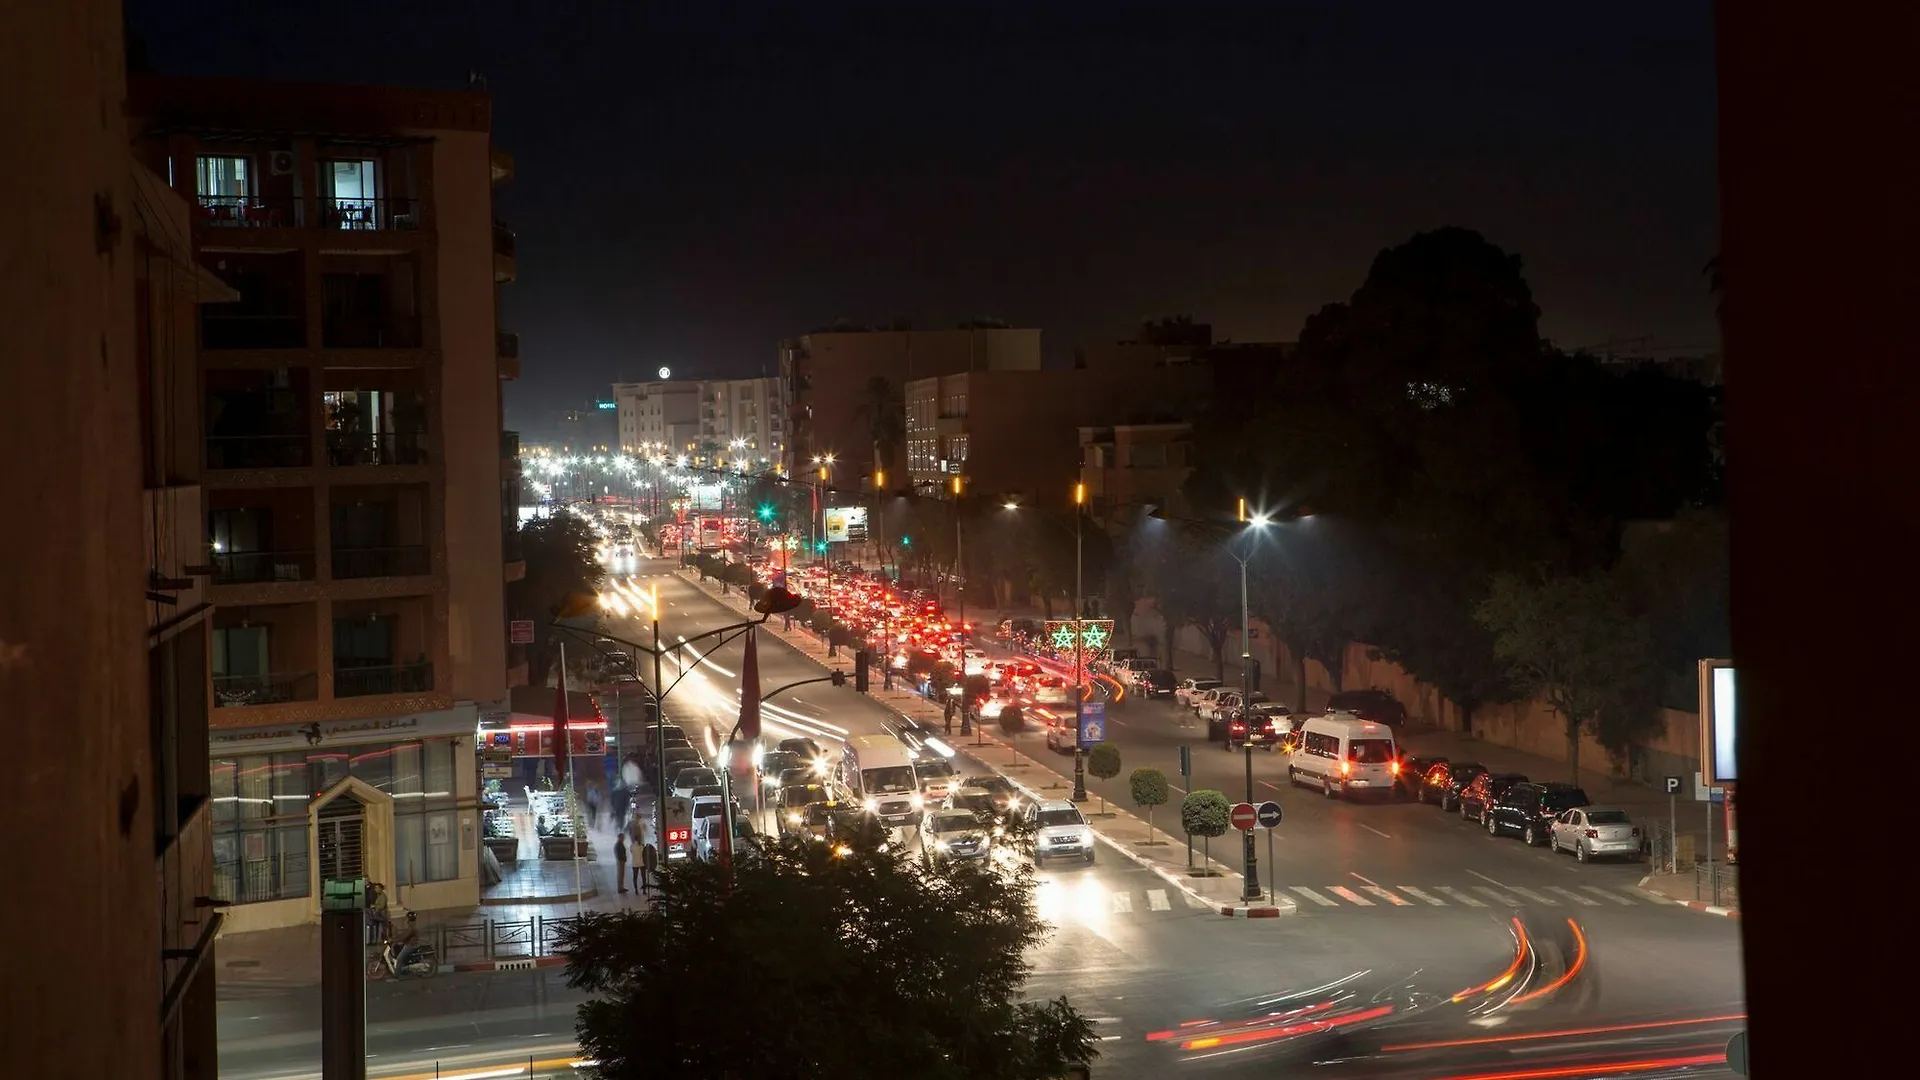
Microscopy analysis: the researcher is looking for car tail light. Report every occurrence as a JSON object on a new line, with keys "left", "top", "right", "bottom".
{"left": 1341, "top": 760, "right": 1352, "bottom": 776}
{"left": 1390, "top": 761, "right": 1400, "bottom": 776}
{"left": 1584, "top": 828, "right": 1598, "bottom": 838}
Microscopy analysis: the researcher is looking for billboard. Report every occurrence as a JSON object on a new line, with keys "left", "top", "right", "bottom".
{"left": 823, "top": 505, "right": 869, "bottom": 543}
{"left": 1698, "top": 659, "right": 1736, "bottom": 784}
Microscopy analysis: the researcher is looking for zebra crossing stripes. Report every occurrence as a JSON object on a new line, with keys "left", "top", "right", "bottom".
{"left": 1326, "top": 886, "right": 1375, "bottom": 906}
{"left": 1436, "top": 886, "right": 1488, "bottom": 907}
{"left": 1290, "top": 886, "right": 1340, "bottom": 907}
{"left": 1394, "top": 886, "right": 1449, "bottom": 906}
{"left": 1360, "top": 885, "right": 1413, "bottom": 906}
{"left": 1505, "top": 885, "right": 1560, "bottom": 906}
{"left": 1268, "top": 882, "right": 1650, "bottom": 912}
{"left": 1111, "top": 892, "right": 1133, "bottom": 914}
{"left": 1147, "top": 889, "right": 1171, "bottom": 911}
{"left": 1545, "top": 886, "right": 1600, "bottom": 906}
{"left": 1583, "top": 885, "right": 1637, "bottom": 905}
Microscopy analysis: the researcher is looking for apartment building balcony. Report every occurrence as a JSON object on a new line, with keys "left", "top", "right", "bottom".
{"left": 325, "top": 431, "right": 428, "bottom": 468}
{"left": 205, "top": 435, "right": 311, "bottom": 472}
{"left": 330, "top": 482, "right": 430, "bottom": 579}
{"left": 331, "top": 545, "right": 430, "bottom": 579}
{"left": 202, "top": 313, "right": 305, "bottom": 350}
{"left": 205, "top": 367, "right": 313, "bottom": 472}
{"left": 211, "top": 603, "right": 319, "bottom": 709}
{"left": 322, "top": 314, "right": 423, "bottom": 350}
{"left": 195, "top": 195, "right": 302, "bottom": 231}
{"left": 491, "top": 147, "right": 516, "bottom": 185}
{"left": 319, "top": 197, "right": 420, "bottom": 233}
{"left": 493, "top": 221, "right": 517, "bottom": 283}
{"left": 332, "top": 596, "right": 434, "bottom": 699}
{"left": 333, "top": 662, "right": 433, "bottom": 698}
{"left": 208, "top": 487, "right": 318, "bottom": 585}
{"left": 497, "top": 330, "right": 521, "bottom": 380}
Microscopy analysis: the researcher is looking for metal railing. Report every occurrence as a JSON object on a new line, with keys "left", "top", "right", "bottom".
{"left": 196, "top": 195, "right": 301, "bottom": 228}
{"left": 202, "top": 313, "right": 305, "bottom": 349}
{"left": 331, "top": 545, "right": 430, "bottom": 579}
{"left": 320, "top": 197, "right": 421, "bottom": 231}
{"left": 211, "top": 550, "right": 316, "bottom": 585}
{"left": 206, "top": 434, "right": 311, "bottom": 470}
{"left": 334, "top": 661, "right": 434, "bottom": 698}
{"left": 1693, "top": 861, "right": 1739, "bottom": 908}
{"left": 212, "top": 671, "right": 319, "bottom": 708}
{"left": 322, "top": 315, "right": 423, "bottom": 349}
{"left": 325, "top": 430, "right": 428, "bottom": 467}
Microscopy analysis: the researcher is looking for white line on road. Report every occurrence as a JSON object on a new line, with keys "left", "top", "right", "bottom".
{"left": 1327, "top": 886, "right": 1375, "bottom": 906}
{"left": 1395, "top": 885, "right": 1448, "bottom": 906}
{"left": 1583, "top": 886, "right": 1637, "bottom": 905}
{"left": 1091, "top": 1017, "right": 1123, "bottom": 1024}
{"left": 1111, "top": 892, "right": 1133, "bottom": 914}
{"left": 1544, "top": 886, "right": 1600, "bottom": 906}
{"left": 1472, "top": 885, "right": 1521, "bottom": 906}
{"left": 1506, "top": 886, "right": 1559, "bottom": 906}
{"left": 1466, "top": 868, "right": 1507, "bottom": 887}
{"left": 1436, "top": 886, "right": 1487, "bottom": 907}
{"left": 1350, "top": 872, "right": 1383, "bottom": 887}
{"left": 1290, "top": 886, "right": 1340, "bottom": 906}
{"left": 1361, "top": 885, "right": 1413, "bottom": 906}
{"left": 1359, "top": 824, "right": 1393, "bottom": 839}
{"left": 1147, "top": 889, "right": 1171, "bottom": 911}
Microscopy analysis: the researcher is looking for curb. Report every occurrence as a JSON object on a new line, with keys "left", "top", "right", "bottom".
{"left": 449, "top": 955, "right": 569, "bottom": 974}
{"left": 1635, "top": 875, "right": 1740, "bottom": 919}
{"left": 1219, "top": 905, "right": 1286, "bottom": 919}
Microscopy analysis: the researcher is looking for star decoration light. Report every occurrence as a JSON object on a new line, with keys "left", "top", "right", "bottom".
{"left": 1079, "top": 621, "right": 1111, "bottom": 653}
{"left": 1049, "top": 623, "right": 1079, "bottom": 651}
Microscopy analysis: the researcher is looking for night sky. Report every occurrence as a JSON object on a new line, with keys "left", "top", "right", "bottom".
{"left": 126, "top": 0, "right": 1718, "bottom": 430}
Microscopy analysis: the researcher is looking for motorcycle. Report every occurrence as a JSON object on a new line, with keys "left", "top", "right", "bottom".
{"left": 365, "top": 938, "right": 439, "bottom": 981}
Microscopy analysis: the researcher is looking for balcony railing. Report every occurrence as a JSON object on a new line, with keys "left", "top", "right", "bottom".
{"left": 202, "top": 313, "right": 305, "bottom": 350}
{"left": 212, "top": 671, "right": 319, "bottom": 708}
{"left": 320, "top": 197, "right": 421, "bottom": 232}
{"left": 331, "top": 545, "right": 430, "bottom": 579}
{"left": 196, "top": 195, "right": 301, "bottom": 228}
{"left": 322, "top": 315, "right": 423, "bottom": 349}
{"left": 211, "top": 550, "right": 316, "bottom": 585}
{"left": 334, "top": 661, "right": 434, "bottom": 699}
{"left": 493, "top": 223, "right": 517, "bottom": 258}
{"left": 325, "top": 431, "right": 428, "bottom": 467}
{"left": 206, "top": 435, "right": 311, "bottom": 470}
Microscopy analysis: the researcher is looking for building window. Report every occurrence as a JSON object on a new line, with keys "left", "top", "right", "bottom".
{"left": 195, "top": 155, "right": 251, "bottom": 200}
{"left": 1127, "top": 443, "right": 1168, "bottom": 469}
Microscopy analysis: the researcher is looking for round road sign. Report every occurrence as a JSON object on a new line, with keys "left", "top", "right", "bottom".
{"left": 1229, "top": 802, "right": 1258, "bottom": 831}
{"left": 1257, "top": 800, "right": 1283, "bottom": 829}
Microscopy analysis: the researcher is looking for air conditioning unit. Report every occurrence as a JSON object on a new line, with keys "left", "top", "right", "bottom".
{"left": 269, "top": 150, "right": 295, "bottom": 175}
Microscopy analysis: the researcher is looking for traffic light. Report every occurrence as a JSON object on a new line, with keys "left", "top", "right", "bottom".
{"left": 756, "top": 503, "right": 776, "bottom": 522}
{"left": 901, "top": 535, "right": 912, "bottom": 547}
{"left": 1178, "top": 744, "right": 1191, "bottom": 779}
{"left": 815, "top": 540, "right": 827, "bottom": 553}
{"left": 854, "top": 650, "right": 870, "bottom": 693}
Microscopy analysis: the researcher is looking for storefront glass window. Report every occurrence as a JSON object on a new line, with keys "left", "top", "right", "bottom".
{"left": 394, "top": 739, "right": 458, "bottom": 884}
{"left": 347, "top": 743, "right": 393, "bottom": 792}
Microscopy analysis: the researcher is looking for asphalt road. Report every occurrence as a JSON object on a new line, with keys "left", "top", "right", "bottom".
{"left": 218, "top": 559, "right": 1749, "bottom": 1079}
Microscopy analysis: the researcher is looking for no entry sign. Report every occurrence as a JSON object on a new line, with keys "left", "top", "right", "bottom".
{"left": 1230, "top": 802, "right": 1258, "bottom": 831}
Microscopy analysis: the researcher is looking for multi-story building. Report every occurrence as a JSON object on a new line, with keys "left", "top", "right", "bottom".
{"left": 779, "top": 327, "right": 1042, "bottom": 484}
{"left": 2, "top": 6, "right": 221, "bottom": 1073}
{"left": 613, "top": 379, "right": 702, "bottom": 455}
{"left": 129, "top": 75, "right": 515, "bottom": 931}
{"left": 555, "top": 399, "right": 619, "bottom": 454}
{"left": 1078, "top": 423, "right": 1197, "bottom": 526}
{"left": 702, "top": 376, "right": 785, "bottom": 465}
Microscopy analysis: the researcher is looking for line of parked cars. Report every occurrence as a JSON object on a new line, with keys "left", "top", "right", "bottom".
{"left": 1410, "top": 759, "right": 1645, "bottom": 862}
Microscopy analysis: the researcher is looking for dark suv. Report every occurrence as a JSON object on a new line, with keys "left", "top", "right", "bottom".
{"left": 1326, "top": 689, "right": 1408, "bottom": 728}
{"left": 1457, "top": 771, "right": 1527, "bottom": 822}
{"left": 1428, "top": 762, "right": 1485, "bottom": 810}
{"left": 1487, "top": 782, "right": 1592, "bottom": 846}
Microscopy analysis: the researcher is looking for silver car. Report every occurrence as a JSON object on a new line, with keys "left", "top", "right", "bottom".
{"left": 1027, "top": 800, "right": 1095, "bottom": 866}
{"left": 1549, "top": 806, "right": 1643, "bottom": 862}
{"left": 922, "top": 808, "right": 991, "bottom": 864}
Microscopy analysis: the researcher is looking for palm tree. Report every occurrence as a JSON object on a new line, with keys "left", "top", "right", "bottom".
{"left": 853, "top": 375, "right": 905, "bottom": 480}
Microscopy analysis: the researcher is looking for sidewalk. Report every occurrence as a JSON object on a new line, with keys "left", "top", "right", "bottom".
{"left": 1636, "top": 866, "right": 1741, "bottom": 918}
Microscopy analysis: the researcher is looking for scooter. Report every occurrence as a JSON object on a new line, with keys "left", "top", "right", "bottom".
{"left": 365, "top": 938, "right": 438, "bottom": 981}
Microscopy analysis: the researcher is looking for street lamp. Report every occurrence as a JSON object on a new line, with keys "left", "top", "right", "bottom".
{"left": 1230, "top": 500, "right": 1272, "bottom": 902}
{"left": 1071, "top": 481, "right": 1088, "bottom": 803}
{"left": 951, "top": 475, "right": 966, "bottom": 635}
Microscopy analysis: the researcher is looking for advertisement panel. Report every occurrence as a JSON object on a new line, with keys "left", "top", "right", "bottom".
{"left": 823, "top": 505, "right": 869, "bottom": 543}
{"left": 1698, "top": 659, "right": 1736, "bottom": 784}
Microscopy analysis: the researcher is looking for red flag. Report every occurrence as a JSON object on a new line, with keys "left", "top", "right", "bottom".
{"left": 738, "top": 627, "right": 762, "bottom": 742}
{"left": 552, "top": 643, "right": 571, "bottom": 785}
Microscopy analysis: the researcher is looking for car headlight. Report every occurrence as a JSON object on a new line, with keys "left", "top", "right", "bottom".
{"left": 833, "top": 844, "right": 852, "bottom": 857}
{"left": 934, "top": 839, "right": 949, "bottom": 852}
{"left": 1007, "top": 797, "right": 1020, "bottom": 810}
{"left": 787, "top": 812, "right": 803, "bottom": 825}
{"left": 863, "top": 797, "right": 878, "bottom": 813}
{"left": 910, "top": 793, "right": 924, "bottom": 810}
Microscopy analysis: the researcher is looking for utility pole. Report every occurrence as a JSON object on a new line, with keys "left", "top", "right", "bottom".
{"left": 1071, "top": 482, "right": 1088, "bottom": 803}
{"left": 1237, "top": 542, "right": 1261, "bottom": 902}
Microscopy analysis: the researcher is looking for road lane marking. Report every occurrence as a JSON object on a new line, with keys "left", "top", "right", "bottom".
{"left": 1472, "top": 886, "right": 1521, "bottom": 906}
{"left": 1290, "top": 886, "right": 1339, "bottom": 907}
{"left": 1350, "top": 872, "right": 1383, "bottom": 887}
{"left": 1147, "top": 889, "right": 1171, "bottom": 911}
{"left": 1111, "top": 892, "right": 1133, "bottom": 914}
{"left": 1506, "top": 885, "right": 1560, "bottom": 906}
{"left": 1583, "top": 886, "right": 1637, "bottom": 905}
{"left": 1361, "top": 886, "right": 1412, "bottom": 906}
{"left": 1327, "top": 886, "right": 1375, "bottom": 906}
{"left": 1436, "top": 887, "right": 1487, "bottom": 907}
{"left": 1545, "top": 886, "right": 1600, "bottom": 906}
{"left": 1395, "top": 885, "right": 1448, "bottom": 906}
{"left": 1359, "top": 824, "right": 1393, "bottom": 839}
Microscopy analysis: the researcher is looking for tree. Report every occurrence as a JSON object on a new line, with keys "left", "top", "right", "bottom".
{"left": 1476, "top": 572, "right": 1658, "bottom": 783}
{"left": 1129, "top": 767, "right": 1170, "bottom": 845}
{"left": 1611, "top": 508, "right": 1731, "bottom": 710}
{"left": 1139, "top": 522, "right": 1237, "bottom": 681}
{"left": 557, "top": 832, "right": 1097, "bottom": 1079}
{"left": 853, "top": 375, "right": 905, "bottom": 480}
{"left": 1085, "top": 743, "right": 1121, "bottom": 814}
{"left": 1180, "top": 789, "right": 1230, "bottom": 870}
{"left": 509, "top": 511, "right": 605, "bottom": 686}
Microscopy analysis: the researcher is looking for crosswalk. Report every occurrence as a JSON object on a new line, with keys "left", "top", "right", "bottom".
{"left": 1034, "top": 880, "right": 1653, "bottom": 923}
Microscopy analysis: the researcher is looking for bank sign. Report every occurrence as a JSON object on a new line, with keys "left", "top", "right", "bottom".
{"left": 210, "top": 703, "right": 478, "bottom": 756}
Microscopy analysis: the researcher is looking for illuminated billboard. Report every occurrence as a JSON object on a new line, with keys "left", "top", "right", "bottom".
{"left": 1698, "top": 659, "right": 1735, "bottom": 784}
{"left": 823, "top": 506, "right": 869, "bottom": 543}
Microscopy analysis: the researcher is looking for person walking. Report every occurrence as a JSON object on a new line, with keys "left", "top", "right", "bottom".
{"left": 614, "top": 832, "right": 629, "bottom": 894}
{"left": 639, "top": 839, "right": 657, "bottom": 897}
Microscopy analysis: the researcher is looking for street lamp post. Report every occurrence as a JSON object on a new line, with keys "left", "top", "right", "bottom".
{"left": 951, "top": 475, "right": 966, "bottom": 636}
{"left": 1071, "top": 482, "right": 1088, "bottom": 803}
{"left": 1232, "top": 499, "right": 1270, "bottom": 902}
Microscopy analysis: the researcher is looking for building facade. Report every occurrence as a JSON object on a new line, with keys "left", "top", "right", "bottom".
{"left": 129, "top": 75, "right": 515, "bottom": 931}
{"left": 613, "top": 379, "right": 702, "bottom": 455}
{"left": 704, "top": 376, "right": 785, "bottom": 464}
{"left": 779, "top": 327, "right": 1042, "bottom": 484}
{"left": 1078, "top": 423, "right": 1197, "bottom": 526}
{"left": 555, "top": 400, "right": 619, "bottom": 454}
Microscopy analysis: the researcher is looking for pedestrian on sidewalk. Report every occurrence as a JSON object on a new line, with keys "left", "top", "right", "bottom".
{"left": 614, "top": 832, "right": 629, "bottom": 894}
{"left": 639, "top": 840, "right": 657, "bottom": 896}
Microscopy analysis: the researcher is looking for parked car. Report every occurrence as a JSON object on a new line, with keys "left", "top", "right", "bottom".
{"left": 1398, "top": 754, "right": 1448, "bottom": 798}
{"left": 1177, "top": 678, "right": 1224, "bottom": 709}
{"left": 1428, "top": 762, "right": 1485, "bottom": 810}
{"left": 1456, "top": 771, "right": 1527, "bottom": 821}
{"left": 1486, "top": 782, "right": 1592, "bottom": 845}
{"left": 1549, "top": 806, "right": 1644, "bottom": 862}
{"left": 670, "top": 767, "right": 720, "bottom": 800}
{"left": 1142, "top": 669, "right": 1178, "bottom": 699}
{"left": 1326, "top": 688, "right": 1409, "bottom": 728}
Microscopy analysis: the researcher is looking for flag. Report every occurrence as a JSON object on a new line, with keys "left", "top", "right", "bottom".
{"left": 553, "top": 642, "right": 570, "bottom": 785}
{"left": 738, "top": 626, "right": 762, "bottom": 742}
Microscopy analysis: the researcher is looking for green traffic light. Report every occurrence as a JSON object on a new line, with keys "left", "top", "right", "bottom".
{"left": 901, "top": 536, "right": 912, "bottom": 546}
{"left": 756, "top": 503, "right": 775, "bottom": 521}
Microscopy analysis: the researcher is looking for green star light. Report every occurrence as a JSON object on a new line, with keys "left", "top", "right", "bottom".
{"left": 1049, "top": 624, "right": 1079, "bottom": 651}
{"left": 1079, "top": 622, "right": 1110, "bottom": 653}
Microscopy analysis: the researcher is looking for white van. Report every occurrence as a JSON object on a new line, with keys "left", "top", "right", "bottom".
{"left": 842, "top": 734, "right": 924, "bottom": 826}
{"left": 1286, "top": 711, "right": 1400, "bottom": 800}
